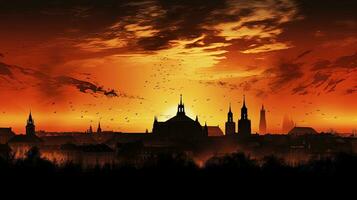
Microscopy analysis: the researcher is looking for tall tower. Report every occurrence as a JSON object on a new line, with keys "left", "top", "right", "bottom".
{"left": 26, "top": 111, "right": 35, "bottom": 136}
{"left": 238, "top": 95, "right": 251, "bottom": 136}
{"left": 225, "top": 103, "right": 236, "bottom": 135}
{"left": 177, "top": 94, "right": 185, "bottom": 116}
{"left": 97, "top": 122, "right": 102, "bottom": 133}
{"left": 259, "top": 105, "right": 267, "bottom": 134}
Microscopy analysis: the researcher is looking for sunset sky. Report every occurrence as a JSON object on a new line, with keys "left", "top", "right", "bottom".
{"left": 0, "top": 0, "right": 356, "bottom": 134}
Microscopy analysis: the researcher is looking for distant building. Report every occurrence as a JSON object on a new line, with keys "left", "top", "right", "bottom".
{"left": 238, "top": 95, "right": 251, "bottom": 136}
{"left": 87, "top": 125, "right": 93, "bottom": 134}
{"left": 225, "top": 104, "right": 236, "bottom": 135}
{"left": 26, "top": 111, "right": 35, "bottom": 136}
{"left": 8, "top": 112, "right": 43, "bottom": 158}
{"left": 97, "top": 122, "right": 102, "bottom": 133}
{"left": 259, "top": 105, "right": 267, "bottom": 134}
{"left": 288, "top": 127, "right": 318, "bottom": 136}
{"left": 0, "top": 127, "right": 16, "bottom": 144}
{"left": 152, "top": 95, "right": 208, "bottom": 139}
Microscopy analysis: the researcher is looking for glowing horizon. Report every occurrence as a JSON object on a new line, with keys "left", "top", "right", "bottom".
{"left": 0, "top": 0, "right": 356, "bottom": 134}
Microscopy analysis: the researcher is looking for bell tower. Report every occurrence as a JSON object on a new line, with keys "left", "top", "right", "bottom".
{"left": 238, "top": 95, "right": 251, "bottom": 136}
{"left": 225, "top": 103, "right": 236, "bottom": 135}
{"left": 26, "top": 111, "right": 36, "bottom": 136}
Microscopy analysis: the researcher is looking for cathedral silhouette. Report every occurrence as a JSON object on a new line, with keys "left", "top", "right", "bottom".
{"left": 152, "top": 95, "right": 208, "bottom": 139}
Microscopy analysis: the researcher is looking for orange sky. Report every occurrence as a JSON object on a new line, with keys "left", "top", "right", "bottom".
{"left": 0, "top": 0, "right": 356, "bottom": 134}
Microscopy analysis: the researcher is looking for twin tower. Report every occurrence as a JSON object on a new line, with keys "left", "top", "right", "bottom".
{"left": 225, "top": 96, "right": 252, "bottom": 136}
{"left": 225, "top": 96, "right": 267, "bottom": 135}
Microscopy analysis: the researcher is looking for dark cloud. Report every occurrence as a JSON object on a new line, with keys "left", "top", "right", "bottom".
{"left": 291, "top": 72, "right": 331, "bottom": 95}
{"left": 324, "top": 78, "right": 345, "bottom": 93}
{"left": 0, "top": 62, "right": 13, "bottom": 76}
{"left": 135, "top": 0, "right": 229, "bottom": 50}
{"left": 345, "top": 86, "right": 357, "bottom": 94}
{"left": 333, "top": 52, "right": 357, "bottom": 69}
{"left": 312, "top": 60, "right": 331, "bottom": 71}
{"left": 0, "top": 61, "right": 143, "bottom": 99}
{"left": 311, "top": 72, "right": 330, "bottom": 87}
{"left": 292, "top": 84, "right": 309, "bottom": 95}
{"left": 55, "top": 76, "right": 119, "bottom": 97}
{"left": 265, "top": 62, "right": 304, "bottom": 90}
{"left": 311, "top": 52, "right": 357, "bottom": 72}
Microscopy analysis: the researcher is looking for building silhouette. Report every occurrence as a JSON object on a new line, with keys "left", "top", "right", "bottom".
{"left": 97, "top": 122, "right": 102, "bottom": 133}
{"left": 225, "top": 103, "right": 236, "bottom": 135}
{"left": 238, "top": 95, "right": 251, "bottom": 136}
{"left": 26, "top": 111, "right": 35, "bottom": 136}
{"left": 152, "top": 95, "right": 208, "bottom": 139}
{"left": 8, "top": 112, "right": 43, "bottom": 158}
{"left": 259, "top": 105, "right": 267, "bottom": 134}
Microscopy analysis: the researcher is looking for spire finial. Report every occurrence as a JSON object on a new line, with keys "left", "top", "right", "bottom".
{"left": 229, "top": 103, "right": 232, "bottom": 112}
{"left": 243, "top": 95, "right": 246, "bottom": 105}
{"left": 180, "top": 94, "right": 183, "bottom": 105}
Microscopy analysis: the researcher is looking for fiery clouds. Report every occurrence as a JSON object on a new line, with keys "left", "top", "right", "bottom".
{"left": 0, "top": 0, "right": 356, "bottom": 133}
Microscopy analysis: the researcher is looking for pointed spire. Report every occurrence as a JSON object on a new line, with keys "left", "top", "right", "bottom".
{"left": 180, "top": 94, "right": 183, "bottom": 105}
{"left": 243, "top": 95, "right": 246, "bottom": 106}
{"left": 27, "top": 110, "right": 34, "bottom": 124}
{"left": 229, "top": 103, "right": 232, "bottom": 112}
{"left": 97, "top": 121, "right": 102, "bottom": 133}
{"left": 195, "top": 115, "right": 199, "bottom": 122}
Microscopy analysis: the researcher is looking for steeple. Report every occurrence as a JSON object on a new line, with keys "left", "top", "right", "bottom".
{"left": 26, "top": 111, "right": 35, "bottom": 136}
{"left": 259, "top": 104, "right": 267, "bottom": 134}
{"left": 241, "top": 95, "right": 248, "bottom": 120}
{"left": 97, "top": 122, "right": 102, "bottom": 133}
{"left": 177, "top": 94, "right": 185, "bottom": 115}
{"left": 88, "top": 125, "right": 93, "bottom": 134}
{"left": 227, "top": 103, "right": 233, "bottom": 122}
{"left": 27, "top": 110, "right": 34, "bottom": 124}
{"left": 243, "top": 95, "right": 246, "bottom": 108}
{"left": 238, "top": 95, "right": 251, "bottom": 136}
{"left": 225, "top": 103, "right": 236, "bottom": 135}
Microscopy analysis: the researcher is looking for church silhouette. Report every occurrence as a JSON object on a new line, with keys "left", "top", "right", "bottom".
{"left": 153, "top": 95, "right": 208, "bottom": 139}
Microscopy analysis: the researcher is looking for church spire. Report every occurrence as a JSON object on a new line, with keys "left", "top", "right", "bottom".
{"left": 28, "top": 110, "right": 34, "bottom": 124}
{"left": 241, "top": 95, "right": 248, "bottom": 120}
{"left": 97, "top": 121, "right": 102, "bottom": 133}
{"left": 177, "top": 94, "right": 185, "bottom": 115}
{"left": 26, "top": 111, "right": 35, "bottom": 136}
{"left": 243, "top": 95, "right": 246, "bottom": 108}
{"left": 227, "top": 103, "right": 233, "bottom": 122}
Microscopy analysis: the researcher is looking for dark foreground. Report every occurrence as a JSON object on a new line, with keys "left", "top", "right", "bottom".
{"left": 2, "top": 148, "right": 357, "bottom": 179}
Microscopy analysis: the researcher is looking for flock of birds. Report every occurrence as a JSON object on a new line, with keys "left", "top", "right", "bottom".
{"left": 0, "top": 56, "right": 342, "bottom": 131}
